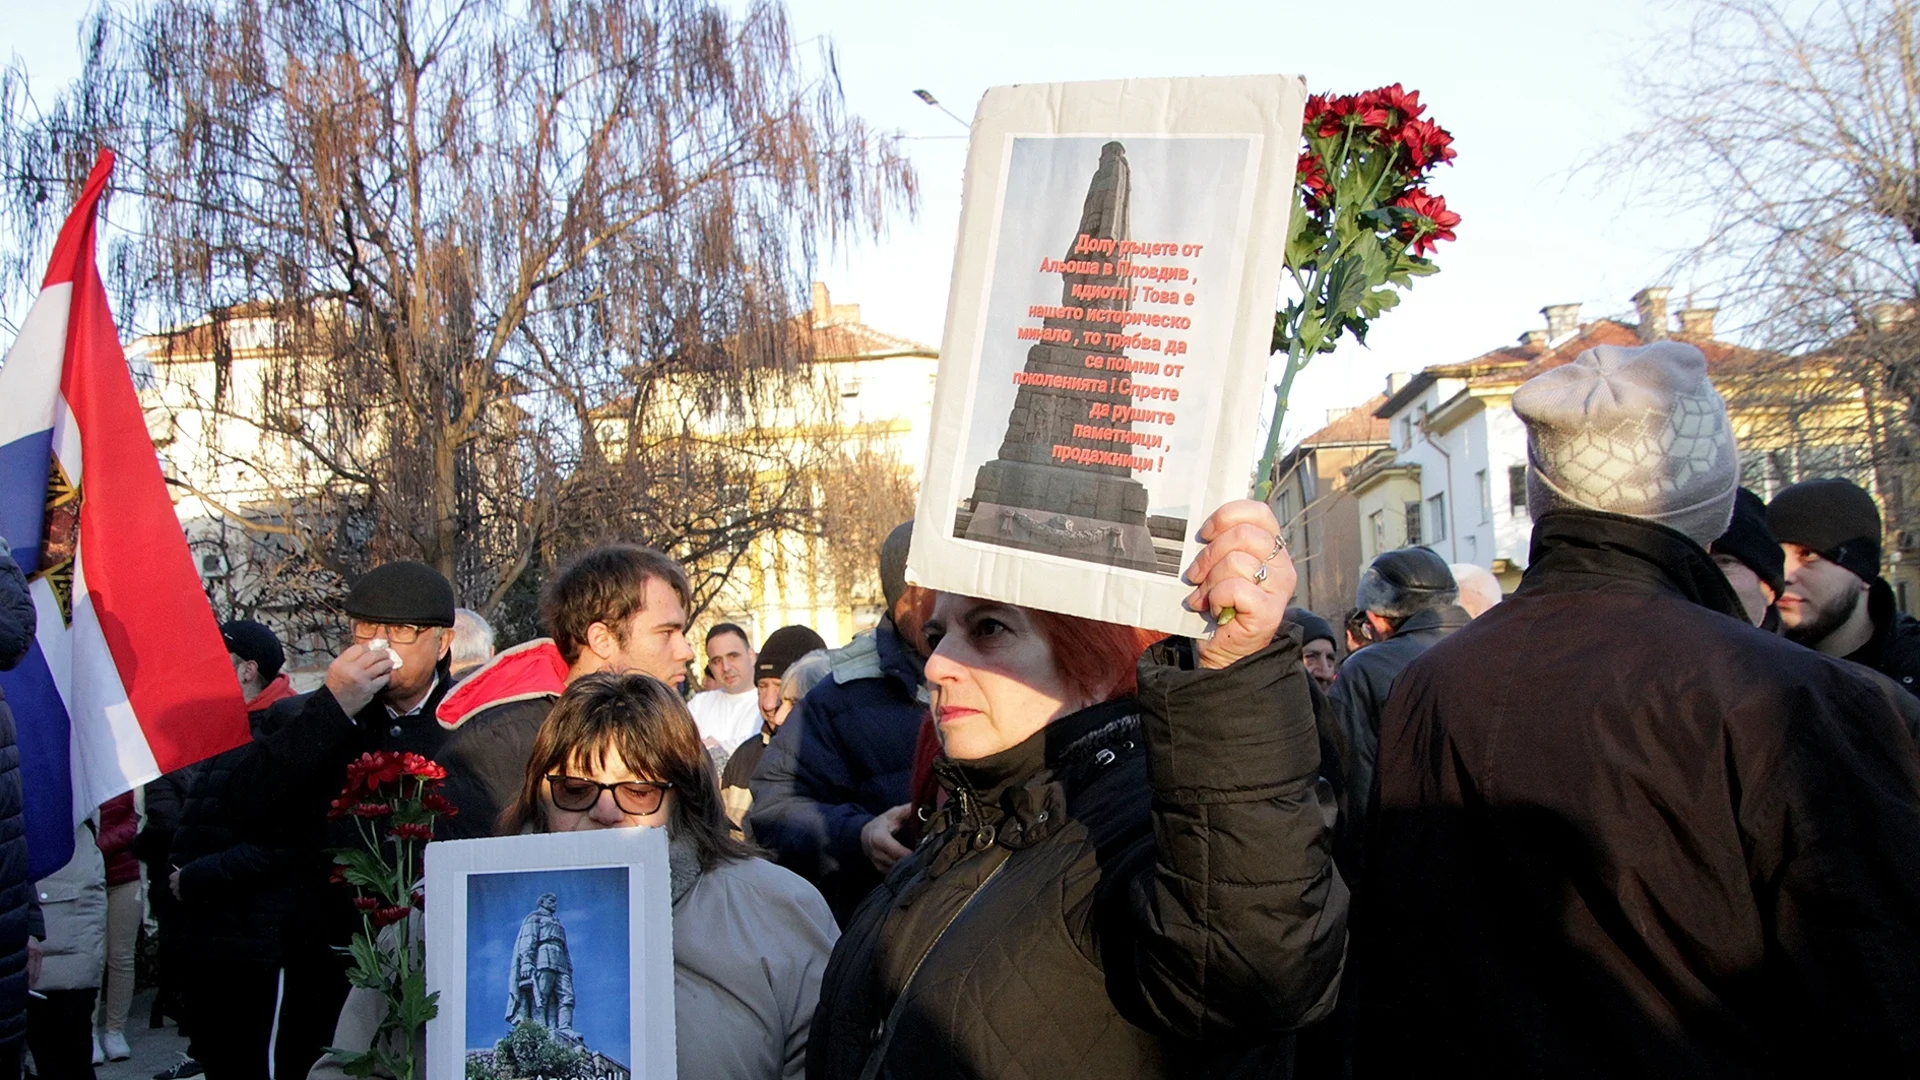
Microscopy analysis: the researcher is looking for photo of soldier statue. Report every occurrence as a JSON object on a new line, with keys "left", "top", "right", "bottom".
{"left": 506, "top": 893, "right": 579, "bottom": 1043}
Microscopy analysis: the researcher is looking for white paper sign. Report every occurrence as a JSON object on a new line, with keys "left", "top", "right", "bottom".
{"left": 909, "top": 75, "right": 1307, "bottom": 636}
{"left": 425, "top": 829, "right": 676, "bottom": 1080}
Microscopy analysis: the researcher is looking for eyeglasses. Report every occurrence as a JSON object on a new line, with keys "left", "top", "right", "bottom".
{"left": 351, "top": 621, "right": 434, "bottom": 645}
{"left": 545, "top": 775, "right": 674, "bottom": 816}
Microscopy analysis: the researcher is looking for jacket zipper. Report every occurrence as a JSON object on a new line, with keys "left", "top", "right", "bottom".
{"left": 858, "top": 841, "right": 1010, "bottom": 1080}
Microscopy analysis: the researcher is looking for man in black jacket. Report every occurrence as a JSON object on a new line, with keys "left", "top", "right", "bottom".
{"left": 219, "top": 562, "right": 459, "bottom": 1080}
{"left": 1767, "top": 477, "right": 1920, "bottom": 692}
{"left": 1322, "top": 545, "right": 1466, "bottom": 880}
{"left": 0, "top": 539, "right": 39, "bottom": 1080}
{"left": 748, "top": 524, "right": 928, "bottom": 925}
{"left": 1356, "top": 342, "right": 1920, "bottom": 1075}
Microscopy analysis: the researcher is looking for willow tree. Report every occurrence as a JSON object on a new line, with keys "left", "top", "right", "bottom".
{"left": 0, "top": 0, "right": 915, "bottom": 613}
{"left": 1606, "top": 0, "right": 1920, "bottom": 531}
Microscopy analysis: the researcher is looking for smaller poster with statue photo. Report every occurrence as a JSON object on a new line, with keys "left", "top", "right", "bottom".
{"left": 426, "top": 829, "right": 676, "bottom": 1080}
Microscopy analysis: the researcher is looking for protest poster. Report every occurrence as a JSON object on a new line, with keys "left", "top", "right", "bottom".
{"left": 425, "top": 828, "right": 675, "bottom": 1080}
{"left": 907, "top": 75, "right": 1308, "bottom": 636}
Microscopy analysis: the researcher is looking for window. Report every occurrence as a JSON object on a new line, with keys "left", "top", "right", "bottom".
{"left": 1274, "top": 489, "right": 1292, "bottom": 528}
{"left": 1508, "top": 464, "right": 1528, "bottom": 514}
{"left": 1477, "top": 469, "right": 1492, "bottom": 524}
{"left": 1400, "top": 416, "right": 1414, "bottom": 449}
{"left": 1369, "top": 510, "right": 1385, "bottom": 555}
{"left": 1403, "top": 501, "right": 1422, "bottom": 546}
{"left": 1429, "top": 492, "right": 1448, "bottom": 543}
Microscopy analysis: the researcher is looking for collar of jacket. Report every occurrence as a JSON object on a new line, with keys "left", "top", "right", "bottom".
{"left": 1519, "top": 509, "right": 1747, "bottom": 621}
{"left": 1849, "top": 576, "right": 1909, "bottom": 669}
{"left": 876, "top": 616, "right": 927, "bottom": 692}
{"left": 923, "top": 699, "right": 1141, "bottom": 874}
{"left": 1394, "top": 604, "right": 1470, "bottom": 637}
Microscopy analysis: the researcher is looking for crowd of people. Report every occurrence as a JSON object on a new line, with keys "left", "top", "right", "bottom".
{"left": 0, "top": 337, "right": 1913, "bottom": 1080}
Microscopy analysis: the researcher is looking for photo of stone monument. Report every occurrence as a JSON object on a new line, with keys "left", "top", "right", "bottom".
{"left": 465, "top": 869, "right": 631, "bottom": 1080}
{"left": 956, "top": 139, "right": 1170, "bottom": 574}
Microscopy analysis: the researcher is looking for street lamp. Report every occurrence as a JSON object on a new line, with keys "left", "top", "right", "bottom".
{"left": 913, "top": 89, "right": 970, "bottom": 131}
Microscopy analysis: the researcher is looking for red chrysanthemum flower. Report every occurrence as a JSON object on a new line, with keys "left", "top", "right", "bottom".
{"left": 371, "top": 906, "right": 412, "bottom": 929}
{"left": 421, "top": 793, "right": 459, "bottom": 817}
{"left": 1296, "top": 151, "right": 1332, "bottom": 209}
{"left": 1393, "top": 189, "right": 1461, "bottom": 256}
{"left": 353, "top": 895, "right": 381, "bottom": 912}
{"left": 411, "top": 889, "right": 426, "bottom": 911}
{"left": 1395, "top": 118, "right": 1457, "bottom": 171}
{"left": 390, "top": 823, "right": 432, "bottom": 841}
{"left": 351, "top": 802, "right": 394, "bottom": 819}
{"left": 1365, "top": 83, "right": 1424, "bottom": 123}
{"left": 329, "top": 865, "right": 348, "bottom": 885}
{"left": 398, "top": 753, "right": 446, "bottom": 782}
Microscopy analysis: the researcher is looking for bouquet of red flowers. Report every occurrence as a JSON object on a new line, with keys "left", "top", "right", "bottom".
{"left": 1256, "top": 84, "right": 1461, "bottom": 496}
{"left": 327, "top": 751, "right": 459, "bottom": 1080}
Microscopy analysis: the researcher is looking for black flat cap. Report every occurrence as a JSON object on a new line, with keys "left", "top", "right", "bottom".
{"left": 344, "top": 561, "right": 456, "bottom": 628}
{"left": 220, "top": 619, "right": 285, "bottom": 680}
{"left": 1710, "top": 488, "right": 1786, "bottom": 596}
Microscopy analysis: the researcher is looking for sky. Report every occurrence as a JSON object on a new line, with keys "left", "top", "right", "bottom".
{"left": 0, "top": 0, "right": 1708, "bottom": 448}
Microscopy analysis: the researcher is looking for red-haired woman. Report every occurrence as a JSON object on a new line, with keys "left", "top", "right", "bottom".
{"left": 807, "top": 501, "right": 1349, "bottom": 1078}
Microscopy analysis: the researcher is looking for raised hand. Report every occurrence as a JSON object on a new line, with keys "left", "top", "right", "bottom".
{"left": 324, "top": 643, "right": 394, "bottom": 717}
{"left": 1183, "top": 500, "right": 1297, "bottom": 670}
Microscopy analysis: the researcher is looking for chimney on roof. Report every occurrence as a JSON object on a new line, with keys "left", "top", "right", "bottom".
{"left": 1633, "top": 286, "right": 1672, "bottom": 342}
{"left": 1386, "top": 371, "right": 1411, "bottom": 395}
{"left": 1541, "top": 303, "right": 1582, "bottom": 341}
{"left": 1676, "top": 306, "right": 1717, "bottom": 339}
{"left": 811, "top": 282, "right": 832, "bottom": 323}
{"left": 1871, "top": 302, "right": 1916, "bottom": 331}
{"left": 1519, "top": 328, "right": 1550, "bottom": 347}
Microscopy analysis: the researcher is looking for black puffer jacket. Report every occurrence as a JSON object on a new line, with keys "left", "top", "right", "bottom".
{"left": 169, "top": 706, "right": 300, "bottom": 962}
{"left": 0, "top": 544, "right": 35, "bottom": 1051}
{"left": 808, "top": 638, "right": 1348, "bottom": 1079}
{"left": 749, "top": 619, "right": 925, "bottom": 923}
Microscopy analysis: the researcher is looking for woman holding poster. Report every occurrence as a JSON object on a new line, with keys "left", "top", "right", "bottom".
{"left": 807, "top": 500, "right": 1348, "bottom": 1078}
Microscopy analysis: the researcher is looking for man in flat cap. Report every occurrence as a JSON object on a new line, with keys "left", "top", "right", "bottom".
{"left": 217, "top": 560, "right": 460, "bottom": 1078}
{"left": 1767, "top": 477, "right": 1920, "bottom": 691}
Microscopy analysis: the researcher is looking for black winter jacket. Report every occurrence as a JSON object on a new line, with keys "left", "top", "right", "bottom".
{"left": 1323, "top": 602, "right": 1467, "bottom": 878}
{"left": 223, "top": 680, "right": 453, "bottom": 945}
{"left": 436, "top": 696, "right": 553, "bottom": 839}
{"left": 808, "top": 638, "right": 1348, "bottom": 1080}
{"left": 1354, "top": 511, "right": 1920, "bottom": 1076}
{"left": 749, "top": 619, "right": 924, "bottom": 924}
{"left": 0, "top": 545, "right": 36, "bottom": 1051}
{"left": 169, "top": 706, "right": 301, "bottom": 963}
{"left": 1847, "top": 577, "right": 1920, "bottom": 695}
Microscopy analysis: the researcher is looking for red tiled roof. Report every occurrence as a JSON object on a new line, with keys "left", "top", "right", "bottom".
{"left": 1301, "top": 394, "right": 1391, "bottom": 446}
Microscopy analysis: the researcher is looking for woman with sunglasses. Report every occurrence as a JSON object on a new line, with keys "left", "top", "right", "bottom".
{"left": 807, "top": 501, "right": 1349, "bottom": 1078}
{"left": 502, "top": 674, "right": 836, "bottom": 1080}
{"left": 314, "top": 674, "right": 835, "bottom": 1080}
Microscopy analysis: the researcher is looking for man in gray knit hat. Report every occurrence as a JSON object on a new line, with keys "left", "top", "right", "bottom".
{"left": 1352, "top": 341, "right": 1920, "bottom": 1075}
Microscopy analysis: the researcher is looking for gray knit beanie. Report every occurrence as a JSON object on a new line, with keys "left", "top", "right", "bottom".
{"left": 1512, "top": 341, "right": 1738, "bottom": 547}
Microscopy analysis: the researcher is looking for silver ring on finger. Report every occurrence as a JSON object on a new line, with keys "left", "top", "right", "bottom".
{"left": 1267, "top": 533, "right": 1285, "bottom": 562}
{"left": 1254, "top": 563, "right": 1270, "bottom": 586}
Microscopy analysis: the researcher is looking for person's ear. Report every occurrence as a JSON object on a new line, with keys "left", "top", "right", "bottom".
{"left": 436, "top": 627, "right": 453, "bottom": 661}
{"left": 585, "top": 621, "right": 619, "bottom": 660}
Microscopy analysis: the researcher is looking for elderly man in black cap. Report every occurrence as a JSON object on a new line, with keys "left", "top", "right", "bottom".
{"left": 1767, "top": 477, "right": 1920, "bottom": 691}
{"left": 1285, "top": 607, "right": 1339, "bottom": 691}
{"left": 211, "top": 561, "right": 458, "bottom": 1080}
{"left": 747, "top": 522, "right": 930, "bottom": 925}
{"left": 1323, "top": 545, "right": 1467, "bottom": 882}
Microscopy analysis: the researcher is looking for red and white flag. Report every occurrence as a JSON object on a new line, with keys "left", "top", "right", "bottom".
{"left": 0, "top": 149, "right": 250, "bottom": 877}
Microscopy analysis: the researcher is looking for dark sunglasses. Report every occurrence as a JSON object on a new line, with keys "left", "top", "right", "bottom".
{"left": 545, "top": 775, "right": 673, "bottom": 816}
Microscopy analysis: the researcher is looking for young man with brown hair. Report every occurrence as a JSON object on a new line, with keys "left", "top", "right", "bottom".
{"left": 433, "top": 544, "right": 696, "bottom": 838}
